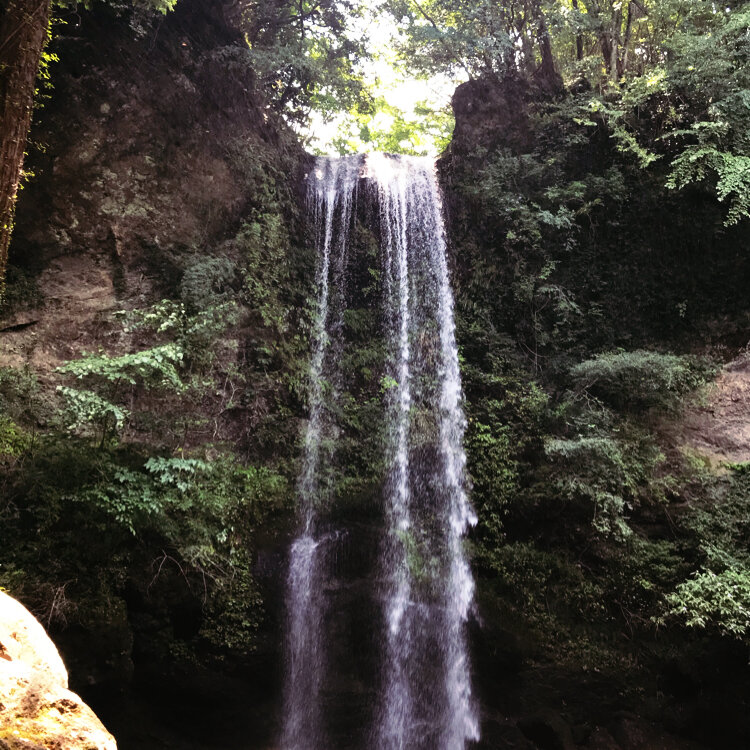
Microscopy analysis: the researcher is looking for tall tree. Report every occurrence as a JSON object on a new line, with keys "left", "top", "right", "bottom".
{"left": 0, "top": 0, "right": 52, "bottom": 300}
{"left": 240, "top": 0, "right": 367, "bottom": 123}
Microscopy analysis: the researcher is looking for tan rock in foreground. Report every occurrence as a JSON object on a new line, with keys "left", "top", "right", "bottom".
{"left": 0, "top": 590, "right": 117, "bottom": 750}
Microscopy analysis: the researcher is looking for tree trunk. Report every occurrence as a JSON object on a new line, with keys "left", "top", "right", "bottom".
{"left": 571, "top": 0, "right": 584, "bottom": 61}
{"left": 584, "top": 0, "right": 619, "bottom": 80}
{"left": 532, "top": 1, "right": 563, "bottom": 92}
{"left": 0, "top": 0, "right": 52, "bottom": 298}
{"left": 620, "top": 1, "right": 635, "bottom": 77}
{"left": 609, "top": 7, "right": 622, "bottom": 80}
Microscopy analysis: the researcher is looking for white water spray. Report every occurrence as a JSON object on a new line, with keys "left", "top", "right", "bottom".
{"left": 282, "top": 156, "right": 361, "bottom": 750}
{"left": 282, "top": 154, "right": 478, "bottom": 750}
{"left": 371, "top": 154, "right": 479, "bottom": 750}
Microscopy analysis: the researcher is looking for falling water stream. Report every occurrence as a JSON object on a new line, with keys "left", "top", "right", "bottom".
{"left": 282, "top": 155, "right": 362, "bottom": 750}
{"left": 282, "top": 154, "right": 478, "bottom": 750}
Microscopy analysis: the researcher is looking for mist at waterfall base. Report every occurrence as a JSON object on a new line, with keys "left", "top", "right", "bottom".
{"left": 282, "top": 154, "right": 479, "bottom": 750}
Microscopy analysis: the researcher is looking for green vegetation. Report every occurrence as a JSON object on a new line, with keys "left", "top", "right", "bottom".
{"left": 0, "top": 289, "right": 299, "bottom": 660}
{"left": 0, "top": 78, "right": 314, "bottom": 664}
{"left": 395, "top": 2, "right": 750, "bottom": 728}
{"left": 660, "top": 464, "right": 750, "bottom": 640}
{"left": 331, "top": 94, "right": 455, "bottom": 155}
{"left": 240, "top": 0, "right": 368, "bottom": 123}
{"left": 386, "top": 0, "right": 750, "bottom": 222}
{"left": 1, "top": 0, "right": 750, "bottom": 741}
{"left": 570, "top": 350, "right": 715, "bottom": 412}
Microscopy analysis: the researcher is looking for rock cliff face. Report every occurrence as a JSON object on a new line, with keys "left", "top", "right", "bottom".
{"left": 1, "top": 3, "right": 307, "bottom": 747}
{"left": 682, "top": 352, "right": 750, "bottom": 467}
{"left": 3, "top": 0, "right": 305, "bottom": 372}
{"left": 0, "top": 591, "right": 117, "bottom": 750}
{"left": 441, "top": 76, "right": 750, "bottom": 349}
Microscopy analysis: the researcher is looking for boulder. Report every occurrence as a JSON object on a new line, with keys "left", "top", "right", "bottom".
{"left": 0, "top": 590, "right": 117, "bottom": 750}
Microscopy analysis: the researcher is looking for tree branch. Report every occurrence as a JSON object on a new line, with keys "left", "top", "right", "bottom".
{"left": 409, "top": 0, "right": 473, "bottom": 80}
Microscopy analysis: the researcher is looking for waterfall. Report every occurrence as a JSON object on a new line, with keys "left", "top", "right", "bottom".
{"left": 282, "top": 153, "right": 478, "bottom": 750}
{"left": 369, "top": 154, "right": 479, "bottom": 750}
{"left": 282, "top": 155, "right": 361, "bottom": 750}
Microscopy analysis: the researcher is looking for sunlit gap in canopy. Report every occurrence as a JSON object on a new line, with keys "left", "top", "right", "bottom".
{"left": 298, "top": 5, "right": 466, "bottom": 157}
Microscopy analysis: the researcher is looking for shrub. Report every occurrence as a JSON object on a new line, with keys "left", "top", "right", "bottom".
{"left": 545, "top": 430, "right": 666, "bottom": 541}
{"left": 0, "top": 415, "right": 31, "bottom": 459}
{"left": 57, "top": 345, "right": 185, "bottom": 390}
{"left": 663, "top": 567, "right": 750, "bottom": 639}
{"left": 661, "top": 465, "right": 750, "bottom": 640}
{"left": 570, "top": 349, "right": 714, "bottom": 411}
{"left": 180, "top": 256, "right": 237, "bottom": 312}
{"left": 546, "top": 436, "right": 636, "bottom": 540}
{"left": 0, "top": 366, "right": 44, "bottom": 423}
{"left": 56, "top": 386, "right": 129, "bottom": 440}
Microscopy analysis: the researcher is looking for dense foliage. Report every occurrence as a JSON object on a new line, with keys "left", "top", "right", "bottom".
{"left": 2, "top": 0, "right": 750, "bottom": 745}
{"left": 385, "top": 0, "right": 750, "bottom": 223}
{"left": 238, "top": 0, "right": 368, "bottom": 123}
{"left": 422, "top": 2, "right": 750, "bottom": 740}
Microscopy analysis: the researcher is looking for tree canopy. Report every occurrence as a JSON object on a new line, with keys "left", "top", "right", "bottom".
{"left": 376, "top": 0, "right": 750, "bottom": 222}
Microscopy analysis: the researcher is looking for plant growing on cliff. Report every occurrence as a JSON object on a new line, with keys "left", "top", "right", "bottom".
{"left": 664, "top": 568, "right": 750, "bottom": 639}
{"left": 545, "top": 434, "right": 656, "bottom": 540}
{"left": 54, "top": 295, "right": 242, "bottom": 444}
{"left": 386, "top": 1, "right": 750, "bottom": 226}
{"left": 0, "top": 0, "right": 54, "bottom": 302}
{"left": 660, "top": 5, "right": 750, "bottom": 226}
{"left": 55, "top": 344, "right": 185, "bottom": 441}
{"left": 570, "top": 350, "right": 714, "bottom": 412}
{"left": 58, "top": 344, "right": 185, "bottom": 389}
{"left": 660, "top": 465, "right": 750, "bottom": 641}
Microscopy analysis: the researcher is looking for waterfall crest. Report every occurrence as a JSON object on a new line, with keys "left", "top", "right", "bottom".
{"left": 282, "top": 153, "right": 478, "bottom": 750}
